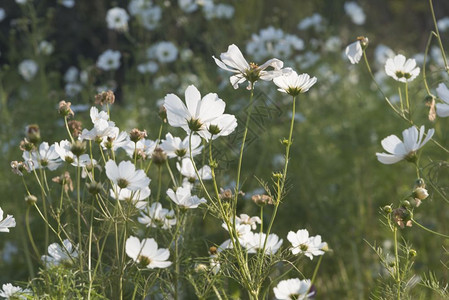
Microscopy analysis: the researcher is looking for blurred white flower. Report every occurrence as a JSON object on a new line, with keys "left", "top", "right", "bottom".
{"left": 106, "top": 7, "right": 129, "bottom": 32}
{"left": 178, "top": 0, "right": 198, "bottom": 13}
{"left": 137, "top": 61, "right": 159, "bottom": 74}
{"left": 160, "top": 133, "right": 203, "bottom": 159}
{"left": 213, "top": 44, "right": 289, "bottom": 89}
{"left": 138, "top": 202, "right": 176, "bottom": 229}
{"left": 18, "top": 59, "right": 38, "bottom": 81}
{"left": 126, "top": 236, "right": 172, "bottom": 269}
{"left": 385, "top": 54, "right": 420, "bottom": 83}
{"left": 140, "top": 6, "right": 162, "bottom": 30}
{"left": 38, "top": 40, "right": 54, "bottom": 55}
{"left": 344, "top": 1, "right": 366, "bottom": 25}
{"left": 96, "top": 49, "right": 121, "bottom": 71}
{"left": 287, "top": 229, "right": 326, "bottom": 260}
{"left": 0, "top": 8, "right": 5, "bottom": 22}
{"left": 123, "top": 138, "right": 157, "bottom": 159}
{"left": 60, "top": 0, "right": 75, "bottom": 8}
{"left": 128, "top": 0, "right": 153, "bottom": 15}
{"left": 273, "top": 71, "right": 317, "bottom": 96}
{"left": 155, "top": 41, "right": 178, "bottom": 63}
{"left": 345, "top": 40, "right": 363, "bottom": 64}
{"left": 376, "top": 125, "right": 434, "bottom": 164}
{"left": 41, "top": 239, "right": 78, "bottom": 267}
{"left": 65, "top": 83, "right": 83, "bottom": 97}
{"left": 297, "top": 13, "right": 324, "bottom": 31}
{"left": 105, "top": 160, "right": 150, "bottom": 191}
{"left": 64, "top": 66, "right": 79, "bottom": 83}
{"left": 23, "top": 142, "right": 62, "bottom": 171}
{"left": 273, "top": 278, "right": 314, "bottom": 300}
{"left": 167, "top": 187, "right": 207, "bottom": 209}
{"left": 437, "top": 17, "right": 449, "bottom": 32}
{"left": 0, "top": 283, "right": 31, "bottom": 299}
{"left": 0, "top": 208, "right": 16, "bottom": 233}
{"left": 325, "top": 36, "right": 342, "bottom": 52}
{"left": 15, "top": 0, "right": 28, "bottom": 4}
{"left": 436, "top": 83, "right": 449, "bottom": 117}
{"left": 374, "top": 44, "right": 395, "bottom": 66}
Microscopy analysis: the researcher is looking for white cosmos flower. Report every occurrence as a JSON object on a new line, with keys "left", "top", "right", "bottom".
{"left": 155, "top": 41, "right": 178, "bottom": 63}
{"left": 97, "top": 49, "right": 121, "bottom": 71}
{"left": 287, "top": 229, "right": 326, "bottom": 260}
{"left": 376, "top": 125, "right": 434, "bottom": 164}
{"left": 177, "top": 158, "right": 212, "bottom": 181}
{"left": 105, "top": 160, "right": 150, "bottom": 191}
{"left": 106, "top": 7, "right": 129, "bottom": 32}
{"left": 125, "top": 236, "right": 172, "bottom": 269}
{"left": 436, "top": 83, "right": 449, "bottom": 117}
{"left": 235, "top": 214, "right": 261, "bottom": 230}
{"left": 242, "top": 232, "right": 283, "bottom": 255}
{"left": 213, "top": 44, "right": 290, "bottom": 89}
{"left": 41, "top": 239, "right": 78, "bottom": 267}
{"left": 385, "top": 54, "right": 420, "bottom": 83}
{"left": 219, "top": 223, "right": 252, "bottom": 252}
{"left": 273, "top": 71, "right": 317, "bottom": 96}
{"left": 23, "top": 142, "right": 62, "bottom": 171}
{"left": 0, "top": 208, "right": 16, "bottom": 233}
{"left": 0, "top": 283, "right": 31, "bottom": 299}
{"left": 345, "top": 40, "right": 363, "bottom": 64}
{"left": 123, "top": 138, "right": 158, "bottom": 159}
{"left": 273, "top": 278, "right": 314, "bottom": 300}
{"left": 164, "top": 85, "right": 237, "bottom": 140}
{"left": 138, "top": 202, "right": 176, "bottom": 229}
{"left": 110, "top": 185, "right": 151, "bottom": 209}
{"left": 160, "top": 133, "right": 203, "bottom": 159}
{"left": 166, "top": 187, "right": 207, "bottom": 209}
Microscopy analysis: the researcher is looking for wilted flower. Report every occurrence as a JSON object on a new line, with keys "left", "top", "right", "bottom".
{"left": 287, "top": 229, "right": 326, "bottom": 260}
{"left": 129, "top": 128, "right": 147, "bottom": 143}
{"left": 376, "top": 125, "right": 434, "bottom": 164}
{"left": 18, "top": 59, "right": 38, "bottom": 81}
{"left": 52, "top": 171, "right": 74, "bottom": 192}
{"left": 68, "top": 120, "right": 82, "bottom": 139}
{"left": 10, "top": 161, "right": 29, "bottom": 176}
{"left": 273, "top": 71, "right": 317, "bottom": 96}
{"left": 106, "top": 7, "right": 129, "bottom": 32}
{"left": 0, "top": 208, "right": 16, "bottom": 233}
{"left": 213, "top": 44, "right": 289, "bottom": 89}
{"left": 58, "top": 100, "right": 74, "bottom": 118}
{"left": 97, "top": 49, "right": 121, "bottom": 71}
{"left": 95, "top": 90, "right": 115, "bottom": 105}
{"left": 251, "top": 194, "right": 273, "bottom": 206}
{"left": 393, "top": 207, "right": 412, "bottom": 229}
{"left": 125, "top": 236, "right": 172, "bottom": 269}
{"left": 385, "top": 54, "right": 420, "bottom": 83}
{"left": 273, "top": 278, "right": 314, "bottom": 300}
{"left": 41, "top": 239, "right": 78, "bottom": 267}
{"left": 166, "top": 187, "right": 207, "bottom": 209}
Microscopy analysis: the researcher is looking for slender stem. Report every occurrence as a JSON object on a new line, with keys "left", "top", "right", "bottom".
{"left": 77, "top": 159, "right": 83, "bottom": 272}
{"left": 412, "top": 218, "right": 449, "bottom": 239}
{"left": 394, "top": 226, "right": 401, "bottom": 300}
{"left": 398, "top": 86, "right": 404, "bottom": 114}
{"left": 429, "top": 0, "right": 449, "bottom": 73}
{"left": 405, "top": 82, "right": 410, "bottom": 120}
{"left": 26, "top": 206, "right": 40, "bottom": 259}
{"left": 64, "top": 116, "right": 74, "bottom": 143}
{"left": 307, "top": 255, "right": 323, "bottom": 296}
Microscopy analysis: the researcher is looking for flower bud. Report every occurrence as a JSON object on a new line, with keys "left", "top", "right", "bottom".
{"left": 70, "top": 140, "right": 86, "bottom": 157}
{"left": 357, "top": 36, "right": 369, "bottom": 49}
{"left": 408, "top": 249, "right": 417, "bottom": 258}
{"left": 413, "top": 187, "right": 429, "bottom": 201}
{"left": 151, "top": 147, "right": 167, "bottom": 165}
{"left": 414, "top": 178, "right": 426, "bottom": 188}
{"left": 25, "top": 195, "right": 38, "bottom": 205}
{"left": 86, "top": 181, "right": 103, "bottom": 195}
{"left": 25, "top": 124, "right": 41, "bottom": 144}
{"left": 400, "top": 200, "right": 411, "bottom": 208}
{"left": 58, "top": 100, "right": 74, "bottom": 118}
{"left": 382, "top": 205, "right": 392, "bottom": 214}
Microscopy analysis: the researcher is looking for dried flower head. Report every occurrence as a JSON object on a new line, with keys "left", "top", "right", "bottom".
{"left": 58, "top": 100, "right": 74, "bottom": 118}
{"left": 159, "top": 105, "right": 167, "bottom": 123}
{"left": 11, "top": 161, "right": 29, "bottom": 176}
{"left": 95, "top": 90, "right": 115, "bottom": 105}
{"left": 25, "top": 195, "right": 38, "bottom": 205}
{"left": 25, "top": 124, "right": 41, "bottom": 144}
{"left": 392, "top": 207, "right": 412, "bottom": 229}
{"left": 129, "top": 128, "right": 147, "bottom": 143}
{"left": 68, "top": 120, "right": 82, "bottom": 139}
{"left": 19, "top": 139, "right": 35, "bottom": 152}
{"left": 52, "top": 171, "right": 74, "bottom": 192}
{"left": 219, "top": 188, "right": 233, "bottom": 201}
{"left": 251, "top": 194, "right": 274, "bottom": 206}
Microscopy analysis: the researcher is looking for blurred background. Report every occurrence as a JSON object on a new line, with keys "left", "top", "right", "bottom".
{"left": 1, "top": 0, "right": 449, "bottom": 298}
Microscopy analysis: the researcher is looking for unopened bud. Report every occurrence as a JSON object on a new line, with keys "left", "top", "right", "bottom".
{"left": 25, "top": 195, "right": 37, "bottom": 205}
{"left": 58, "top": 100, "right": 74, "bottom": 118}
{"left": 413, "top": 187, "right": 429, "bottom": 201}
{"left": 151, "top": 147, "right": 167, "bottom": 165}
{"left": 86, "top": 181, "right": 103, "bottom": 195}
{"left": 70, "top": 140, "right": 86, "bottom": 157}
{"left": 357, "top": 36, "right": 369, "bottom": 49}
{"left": 25, "top": 124, "right": 41, "bottom": 144}
{"left": 408, "top": 249, "right": 417, "bottom": 258}
{"left": 383, "top": 205, "right": 392, "bottom": 214}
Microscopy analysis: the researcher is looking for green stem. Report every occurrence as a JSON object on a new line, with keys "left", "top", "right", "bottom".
{"left": 25, "top": 206, "right": 40, "bottom": 259}
{"left": 307, "top": 255, "right": 323, "bottom": 296}
{"left": 412, "top": 218, "right": 449, "bottom": 239}
{"left": 429, "top": 0, "right": 449, "bottom": 73}
{"left": 394, "top": 226, "right": 401, "bottom": 300}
